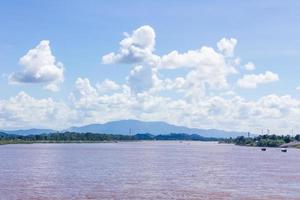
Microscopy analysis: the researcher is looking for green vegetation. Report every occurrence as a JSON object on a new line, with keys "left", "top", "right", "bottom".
{"left": 134, "top": 133, "right": 218, "bottom": 141}
{"left": 2, "top": 131, "right": 300, "bottom": 148}
{"left": 222, "top": 134, "right": 300, "bottom": 147}
{"left": 0, "top": 132, "right": 218, "bottom": 145}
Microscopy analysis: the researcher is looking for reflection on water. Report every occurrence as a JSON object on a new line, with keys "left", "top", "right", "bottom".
{"left": 1, "top": 141, "right": 300, "bottom": 200}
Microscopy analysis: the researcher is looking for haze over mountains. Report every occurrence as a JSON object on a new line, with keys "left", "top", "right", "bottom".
{"left": 1, "top": 129, "right": 56, "bottom": 136}
{"left": 1, "top": 120, "right": 247, "bottom": 138}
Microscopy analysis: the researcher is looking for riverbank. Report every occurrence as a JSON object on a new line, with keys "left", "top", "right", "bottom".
{"left": 280, "top": 141, "right": 300, "bottom": 148}
{"left": 0, "top": 140, "right": 123, "bottom": 145}
{"left": 0, "top": 132, "right": 219, "bottom": 145}
{"left": 221, "top": 134, "right": 300, "bottom": 149}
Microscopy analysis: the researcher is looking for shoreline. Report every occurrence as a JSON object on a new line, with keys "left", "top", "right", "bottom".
{"left": 0, "top": 140, "right": 128, "bottom": 145}
{"left": 234, "top": 144, "right": 300, "bottom": 149}
{"left": 0, "top": 140, "right": 216, "bottom": 145}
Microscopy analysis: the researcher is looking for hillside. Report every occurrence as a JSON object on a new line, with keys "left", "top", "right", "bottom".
{"left": 1, "top": 128, "right": 56, "bottom": 136}
{"left": 68, "top": 119, "right": 246, "bottom": 138}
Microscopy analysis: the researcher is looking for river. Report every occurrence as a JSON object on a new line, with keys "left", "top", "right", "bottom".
{"left": 0, "top": 141, "right": 300, "bottom": 199}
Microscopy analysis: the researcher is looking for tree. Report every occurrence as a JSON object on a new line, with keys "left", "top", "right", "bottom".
{"left": 283, "top": 135, "right": 291, "bottom": 143}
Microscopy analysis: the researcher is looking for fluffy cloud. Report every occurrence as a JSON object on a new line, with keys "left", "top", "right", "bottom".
{"left": 68, "top": 78, "right": 300, "bottom": 133}
{"left": 217, "top": 38, "right": 237, "bottom": 57}
{"left": 102, "top": 25, "right": 159, "bottom": 66}
{"left": 70, "top": 78, "right": 134, "bottom": 124}
{"left": 158, "top": 44, "right": 237, "bottom": 96}
{"left": 237, "top": 71, "right": 279, "bottom": 88}
{"left": 102, "top": 26, "right": 239, "bottom": 97}
{"left": 105, "top": 27, "right": 290, "bottom": 132}
{"left": 96, "top": 79, "right": 120, "bottom": 94}
{"left": 0, "top": 91, "right": 74, "bottom": 129}
{"left": 160, "top": 46, "right": 226, "bottom": 69}
{"left": 2, "top": 25, "right": 292, "bottom": 134}
{"left": 127, "top": 65, "right": 156, "bottom": 94}
{"left": 9, "top": 40, "right": 64, "bottom": 91}
{"left": 2, "top": 79, "right": 300, "bottom": 134}
{"left": 244, "top": 62, "right": 255, "bottom": 71}
{"left": 71, "top": 78, "right": 99, "bottom": 108}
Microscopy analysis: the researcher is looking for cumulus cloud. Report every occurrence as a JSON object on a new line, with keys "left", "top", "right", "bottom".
{"left": 237, "top": 71, "right": 279, "bottom": 88}
{"left": 70, "top": 77, "right": 134, "bottom": 124}
{"left": 96, "top": 79, "right": 120, "bottom": 94}
{"left": 71, "top": 78, "right": 99, "bottom": 109}
{"left": 44, "top": 82, "right": 60, "bottom": 92}
{"left": 2, "top": 79, "right": 300, "bottom": 134}
{"left": 102, "top": 25, "right": 159, "bottom": 66}
{"left": 68, "top": 77, "right": 300, "bottom": 134}
{"left": 9, "top": 40, "right": 64, "bottom": 91}
{"left": 102, "top": 27, "right": 239, "bottom": 97}
{"left": 127, "top": 65, "right": 155, "bottom": 94}
{"left": 159, "top": 45, "right": 237, "bottom": 95}
{"left": 217, "top": 38, "right": 237, "bottom": 57}
{"left": 2, "top": 25, "right": 293, "bottom": 134}
{"left": 0, "top": 91, "right": 74, "bottom": 129}
{"left": 244, "top": 62, "right": 255, "bottom": 71}
{"left": 160, "top": 46, "right": 226, "bottom": 69}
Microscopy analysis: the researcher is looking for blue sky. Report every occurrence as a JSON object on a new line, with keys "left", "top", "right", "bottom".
{"left": 1, "top": 0, "right": 300, "bottom": 134}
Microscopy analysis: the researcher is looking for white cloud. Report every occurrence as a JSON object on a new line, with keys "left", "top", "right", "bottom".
{"left": 96, "top": 79, "right": 120, "bottom": 94}
{"left": 102, "top": 25, "right": 159, "bottom": 66}
{"left": 2, "top": 25, "right": 296, "bottom": 134}
{"left": 244, "top": 62, "right": 255, "bottom": 71}
{"left": 296, "top": 86, "right": 300, "bottom": 90}
{"left": 158, "top": 45, "right": 237, "bottom": 97}
{"left": 9, "top": 40, "right": 64, "bottom": 91}
{"left": 70, "top": 77, "right": 135, "bottom": 125}
{"left": 68, "top": 78, "right": 300, "bottom": 134}
{"left": 71, "top": 78, "right": 99, "bottom": 109}
{"left": 237, "top": 71, "right": 279, "bottom": 88}
{"left": 44, "top": 82, "right": 60, "bottom": 92}
{"left": 0, "top": 91, "right": 74, "bottom": 129}
{"left": 127, "top": 65, "right": 155, "bottom": 94}
{"left": 2, "top": 79, "right": 300, "bottom": 134}
{"left": 217, "top": 38, "right": 237, "bottom": 57}
{"left": 160, "top": 46, "right": 226, "bottom": 69}
{"left": 102, "top": 27, "right": 239, "bottom": 98}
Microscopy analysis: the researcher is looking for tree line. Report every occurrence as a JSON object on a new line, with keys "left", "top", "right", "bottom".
{"left": 221, "top": 134, "right": 300, "bottom": 147}
{"left": 0, "top": 132, "right": 218, "bottom": 144}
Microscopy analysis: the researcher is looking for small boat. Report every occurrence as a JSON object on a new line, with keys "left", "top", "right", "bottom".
{"left": 281, "top": 148, "right": 287, "bottom": 153}
{"left": 261, "top": 148, "right": 266, "bottom": 151}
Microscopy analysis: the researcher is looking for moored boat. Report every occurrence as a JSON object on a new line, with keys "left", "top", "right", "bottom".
{"left": 281, "top": 148, "right": 287, "bottom": 152}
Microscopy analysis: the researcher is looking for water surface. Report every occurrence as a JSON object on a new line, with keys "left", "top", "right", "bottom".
{"left": 1, "top": 141, "right": 300, "bottom": 200}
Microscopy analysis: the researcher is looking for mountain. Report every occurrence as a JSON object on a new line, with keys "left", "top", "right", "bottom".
{"left": 1, "top": 128, "right": 56, "bottom": 136}
{"left": 68, "top": 119, "right": 247, "bottom": 138}
{"left": 1, "top": 120, "right": 248, "bottom": 138}
{"left": 0, "top": 132, "right": 8, "bottom": 137}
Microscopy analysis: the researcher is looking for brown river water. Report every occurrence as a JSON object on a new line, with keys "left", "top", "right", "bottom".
{"left": 0, "top": 141, "right": 300, "bottom": 200}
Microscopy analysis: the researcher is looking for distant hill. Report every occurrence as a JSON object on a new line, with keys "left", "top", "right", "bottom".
{"left": 1, "top": 128, "right": 55, "bottom": 136}
{"left": 0, "top": 132, "right": 219, "bottom": 144}
{"left": 68, "top": 119, "right": 247, "bottom": 138}
{"left": 1, "top": 120, "right": 247, "bottom": 138}
{"left": 134, "top": 133, "right": 218, "bottom": 141}
{"left": 0, "top": 132, "right": 8, "bottom": 137}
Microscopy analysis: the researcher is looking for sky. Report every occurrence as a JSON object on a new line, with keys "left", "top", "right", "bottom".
{"left": 1, "top": 0, "right": 300, "bottom": 134}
